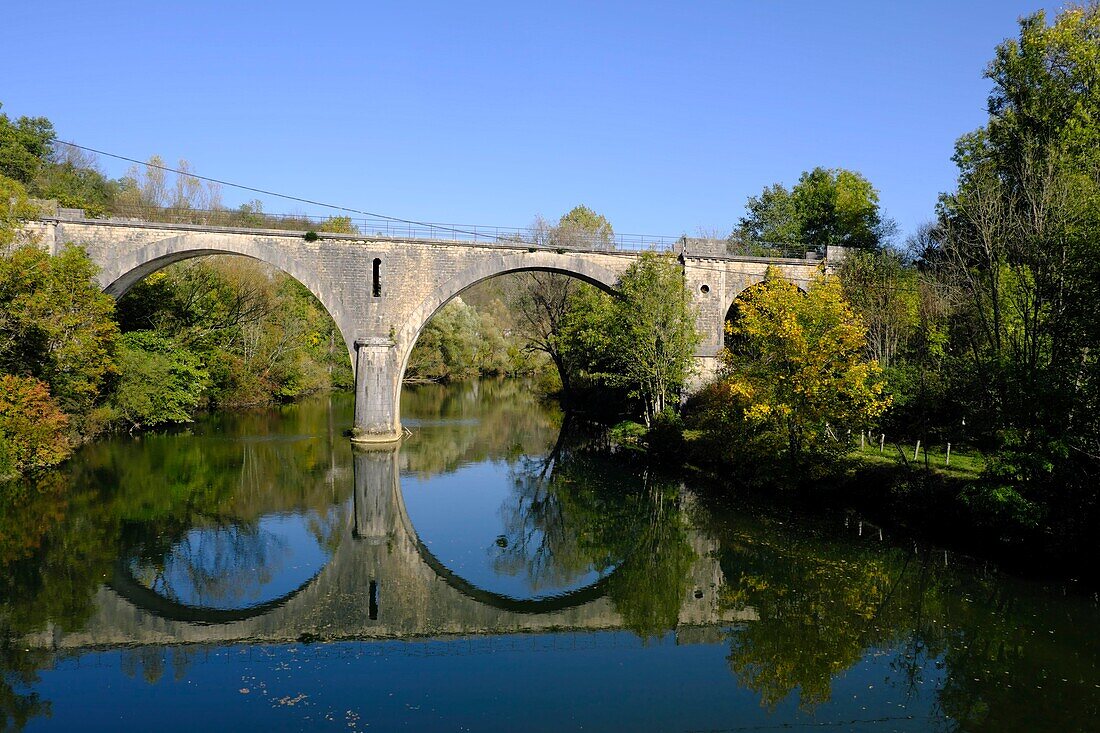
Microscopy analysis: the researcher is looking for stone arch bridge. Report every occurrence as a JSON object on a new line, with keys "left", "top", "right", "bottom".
{"left": 25, "top": 215, "right": 846, "bottom": 442}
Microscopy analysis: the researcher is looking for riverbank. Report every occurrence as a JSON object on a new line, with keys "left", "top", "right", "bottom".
{"left": 608, "top": 423, "right": 1099, "bottom": 588}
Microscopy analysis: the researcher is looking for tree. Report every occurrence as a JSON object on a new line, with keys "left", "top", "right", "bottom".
{"left": 557, "top": 284, "right": 618, "bottom": 392}
{"left": 735, "top": 184, "right": 801, "bottom": 247}
{"left": 933, "top": 3, "right": 1100, "bottom": 527}
{"left": 838, "top": 248, "right": 920, "bottom": 368}
{"left": 714, "top": 269, "right": 890, "bottom": 466}
{"left": 506, "top": 209, "right": 617, "bottom": 394}
{"left": 0, "top": 175, "right": 37, "bottom": 249}
{"left": 0, "top": 375, "right": 70, "bottom": 478}
{"left": 556, "top": 204, "right": 614, "bottom": 249}
{"left": 603, "top": 253, "right": 700, "bottom": 426}
{"left": 0, "top": 244, "right": 118, "bottom": 419}
{"left": 405, "top": 299, "right": 486, "bottom": 382}
{"left": 0, "top": 107, "right": 54, "bottom": 185}
{"left": 113, "top": 155, "right": 222, "bottom": 218}
{"left": 116, "top": 256, "right": 352, "bottom": 408}
{"left": 319, "top": 215, "right": 359, "bottom": 234}
{"left": 735, "top": 167, "right": 894, "bottom": 252}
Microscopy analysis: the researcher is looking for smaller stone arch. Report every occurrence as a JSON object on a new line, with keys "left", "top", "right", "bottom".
{"left": 721, "top": 274, "right": 814, "bottom": 350}
{"left": 720, "top": 271, "right": 813, "bottom": 328}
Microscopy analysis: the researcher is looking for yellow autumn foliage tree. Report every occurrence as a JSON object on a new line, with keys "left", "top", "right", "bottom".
{"left": 713, "top": 267, "right": 889, "bottom": 467}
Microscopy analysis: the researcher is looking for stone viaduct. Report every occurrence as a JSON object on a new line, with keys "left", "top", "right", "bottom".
{"left": 25, "top": 444, "right": 755, "bottom": 651}
{"left": 24, "top": 214, "right": 846, "bottom": 442}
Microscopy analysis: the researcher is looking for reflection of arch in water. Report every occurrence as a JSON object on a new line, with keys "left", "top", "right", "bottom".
{"left": 109, "top": 505, "right": 354, "bottom": 625}
{"left": 353, "top": 445, "right": 614, "bottom": 616}
{"left": 108, "top": 557, "right": 333, "bottom": 625}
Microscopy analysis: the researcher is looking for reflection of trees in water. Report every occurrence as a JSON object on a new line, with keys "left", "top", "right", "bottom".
{"left": 0, "top": 634, "right": 50, "bottom": 733}
{"left": 120, "top": 646, "right": 194, "bottom": 685}
{"left": 129, "top": 503, "right": 346, "bottom": 609}
{"left": 492, "top": 427, "right": 698, "bottom": 637}
{"left": 492, "top": 423, "right": 598, "bottom": 594}
{"left": 400, "top": 380, "right": 562, "bottom": 477}
{"left": 706, "top": 502, "right": 1100, "bottom": 727}
{"left": 605, "top": 476, "right": 696, "bottom": 640}
{"left": 4, "top": 391, "right": 1100, "bottom": 731}
{"left": 133, "top": 522, "right": 280, "bottom": 607}
{"left": 104, "top": 394, "right": 352, "bottom": 608}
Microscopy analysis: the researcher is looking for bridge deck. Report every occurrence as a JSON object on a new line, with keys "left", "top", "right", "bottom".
{"left": 34, "top": 214, "right": 822, "bottom": 264}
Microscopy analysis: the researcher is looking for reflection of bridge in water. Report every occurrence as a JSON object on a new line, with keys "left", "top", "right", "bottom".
{"left": 27, "top": 446, "right": 754, "bottom": 650}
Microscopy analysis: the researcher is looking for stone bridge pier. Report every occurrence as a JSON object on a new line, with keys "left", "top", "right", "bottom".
{"left": 24, "top": 216, "right": 842, "bottom": 443}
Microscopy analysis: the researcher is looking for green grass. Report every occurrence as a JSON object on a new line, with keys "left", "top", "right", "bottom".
{"left": 848, "top": 441, "right": 985, "bottom": 478}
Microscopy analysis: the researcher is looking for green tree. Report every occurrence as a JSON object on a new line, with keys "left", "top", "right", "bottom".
{"left": 735, "top": 167, "right": 894, "bottom": 252}
{"left": 556, "top": 204, "right": 614, "bottom": 249}
{"left": 406, "top": 299, "right": 487, "bottom": 382}
{"left": 0, "top": 107, "right": 54, "bottom": 185}
{"left": 557, "top": 283, "right": 618, "bottom": 388}
{"left": 601, "top": 253, "right": 700, "bottom": 426}
{"left": 932, "top": 3, "right": 1100, "bottom": 530}
{"left": 711, "top": 269, "right": 890, "bottom": 467}
{"left": 0, "top": 175, "right": 37, "bottom": 249}
{"left": 506, "top": 209, "right": 617, "bottom": 394}
{"left": 31, "top": 147, "right": 116, "bottom": 217}
{"left": 319, "top": 215, "right": 359, "bottom": 234}
{"left": 735, "top": 183, "right": 801, "bottom": 247}
{"left": 838, "top": 248, "right": 920, "bottom": 369}
{"left": 116, "top": 256, "right": 351, "bottom": 408}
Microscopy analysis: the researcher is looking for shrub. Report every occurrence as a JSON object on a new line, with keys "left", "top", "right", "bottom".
{"left": 109, "top": 331, "right": 208, "bottom": 429}
{"left": 0, "top": 375, "right": 70, "bottom": 478}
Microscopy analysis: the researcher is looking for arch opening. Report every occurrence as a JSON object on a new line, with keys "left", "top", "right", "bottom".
{"left": 352, "top": 252, "right": 624, "bottom": 443}
{"left": 112, "top": 251, "right": 354, "bottom": 409}
{"left": 398, "top": 264, "right": 620, "bottom": 394}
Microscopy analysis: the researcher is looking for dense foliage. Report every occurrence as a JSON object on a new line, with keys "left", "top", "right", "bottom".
{"left": 926, "top": 4, "right": 1100, "bottom": 536}
{"left": 0, "top": 376, "right": 69, "bottom": 479}
{"left": 116, "top": 257, "right": 352, "bottom": 412}
{"left": 695, "top": 270, "right": 889, "bottom": 472}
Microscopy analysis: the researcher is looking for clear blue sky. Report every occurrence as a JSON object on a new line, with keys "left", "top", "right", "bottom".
{"left": 2, "top": 1, "right": 1064, "bottom": 240}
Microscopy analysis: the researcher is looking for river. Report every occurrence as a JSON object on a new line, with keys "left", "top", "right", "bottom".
{"left": 1, "top": 380, "right": 1097, "bottom": 731}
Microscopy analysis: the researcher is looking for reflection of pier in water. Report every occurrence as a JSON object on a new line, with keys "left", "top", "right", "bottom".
{"left": 26, "top": 446, "right": 754, "bottom": 649}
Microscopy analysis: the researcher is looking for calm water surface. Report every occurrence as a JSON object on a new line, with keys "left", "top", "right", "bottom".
{"left": 1, "top": 381, "right": 1098, "bottom": 732}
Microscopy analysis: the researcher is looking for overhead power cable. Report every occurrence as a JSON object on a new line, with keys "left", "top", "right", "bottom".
{"left": 50, "top": 138, "right": 499, "bottom": 240}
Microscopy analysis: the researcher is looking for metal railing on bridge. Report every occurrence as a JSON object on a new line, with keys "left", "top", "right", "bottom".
{"left": 41, "top": 202, "right": 822, "bottom": 260}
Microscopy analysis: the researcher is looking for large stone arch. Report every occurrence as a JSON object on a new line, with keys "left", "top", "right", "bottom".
{"left": 352, "top": 251, "right": 623, "bottom": 443}
{"left": 396, "top": 250, "right": 622, "bottom": 354}
{"left": 99, "top": 233, "right": 358, "bottom": 363}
